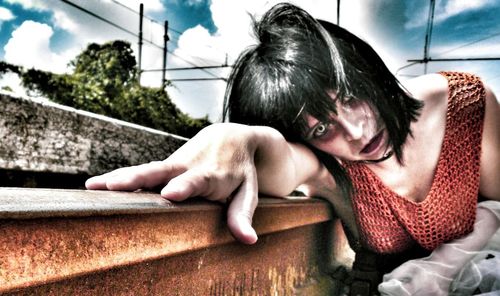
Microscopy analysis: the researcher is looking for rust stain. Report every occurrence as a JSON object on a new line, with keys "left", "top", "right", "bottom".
{"left": 5, "top": 225, "right": 334, "bottom": 295}
{"left": 0, "top": 189, "right": 341, "bottom": 294}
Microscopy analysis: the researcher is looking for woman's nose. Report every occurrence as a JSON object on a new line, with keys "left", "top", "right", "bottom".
{"left": 339, "top": 117, "right": 364, "bottom": 141}
{"left": 336, "top": 104, "right": 365, "bottom": 141}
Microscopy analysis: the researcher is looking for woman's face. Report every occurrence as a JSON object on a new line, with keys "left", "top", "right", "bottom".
{"left": 305, "top": 92, "right": 390, "bottom": 162}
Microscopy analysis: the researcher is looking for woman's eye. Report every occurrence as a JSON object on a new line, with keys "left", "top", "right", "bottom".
{"left": 343, "top": 96, "right": 356, "bottom": 107}
{"left": 313, "top": 122, "right": 329, "bottom": 138}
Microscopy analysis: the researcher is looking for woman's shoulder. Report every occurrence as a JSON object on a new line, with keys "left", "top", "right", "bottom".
{"left": 403, "top": 73, "right": 449, "bottom": 105}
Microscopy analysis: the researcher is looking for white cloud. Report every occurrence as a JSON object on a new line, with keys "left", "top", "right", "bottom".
{"left": 166, "top": 79, "right": 228, "bottom": 121}
{"left": 185, "top": 0, "right": 207, "bottom": 7}
{"left": 437, "top": 0, "right": 494, "bottom": 21}
{"left": 0, "top": 6, "right": 15, "bottom": 21}
{"left": 4, "top": 0, "right": 48, "bottom": 11}
{"left": 405, "top": 0, "right": 496, "bottom": 29}
{"left": 0, "top": 6, "right": 15, "bottom": 30}
{"left": 52, "top": 9, "right": 78, "bottom": 32}
{"left": 0, "top": 72, "right": 28, "bottom": 96}
{"left": 432, "top": 39, "right": 500, "bottom": 58}
{"left": 5, "top": 0, "right": 166, "bottom": 55}
{"left": 176, "top": 25, "right": 227, "bottom": 65}
{"left": 4, "top": 20, "right": 71, "bottom": 73}
{"left": 166, "top": 0, "right": 269, "bottom": 121}
{"left": 111, "top": 0, "right": 165, "bottom": 13}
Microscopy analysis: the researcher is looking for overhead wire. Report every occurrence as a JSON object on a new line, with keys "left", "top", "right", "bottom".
{"left": 104, "top": 0, "right": 232, "bottom": 76}
{"left": 107, "top": 0, "right": 228, "bottom": 62}
{"left": 432, "top": 30, "right": 500, "bottom": 58}
{"left": 397, "top": 31, "right": 500, "bottom": 75}
{"left": 59, "top": 0, "right": 225, "bottom": 79}
{"left": 397, "top": 0, "right": 500, "bottom": 75}
{"left": 108, "top": 0, "right": 183, "bottom": 35}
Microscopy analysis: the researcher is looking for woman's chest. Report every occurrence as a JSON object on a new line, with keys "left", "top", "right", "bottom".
{"left": 369, "top": 115, "right": 447, "bottom": 203}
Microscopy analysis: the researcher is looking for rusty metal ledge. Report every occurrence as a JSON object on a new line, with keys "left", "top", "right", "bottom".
{"left": 0, "top": 187, "right": 336, "bottom": 294}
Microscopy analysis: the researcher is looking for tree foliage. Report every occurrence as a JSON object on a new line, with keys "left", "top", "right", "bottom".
{"left": 4, "top": 40, "right": 210, "bottom": 138}
{"left": 0, "top": 61, "right": 21, "bottom": 75}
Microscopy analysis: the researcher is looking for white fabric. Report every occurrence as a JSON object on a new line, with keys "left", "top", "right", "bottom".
{"left": 378, "top": 201, "right": 500, "bottom": 296}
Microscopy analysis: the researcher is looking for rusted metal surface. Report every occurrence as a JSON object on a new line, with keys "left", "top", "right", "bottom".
{"left": 0, "top": 188, "right": 341, "bottom": 295}
{"left": 6, "top": 224, "right": 334, "bottom": 295}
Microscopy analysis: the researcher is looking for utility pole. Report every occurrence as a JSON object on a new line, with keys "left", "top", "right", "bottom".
{"left": 162, "top": 20, "right": 170, "bottom": 88}
{"left": 423, "top": 0, "right": 435, "bottom": 73}
{"left": 337, "top": 0, "right": 340, "bottom": 25}
{"left": 398, "top": 0, "right": 500, "bottom": 75}
{"left": 138, "top": 3, "right": 144, "bottom": 81}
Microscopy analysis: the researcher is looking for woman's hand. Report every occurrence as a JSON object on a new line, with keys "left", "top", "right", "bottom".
{"left": 86, "top": 123, "right": 262, "bottom": 244}
{"left": 86, "top": 123, "right": 327, "bottom": 244}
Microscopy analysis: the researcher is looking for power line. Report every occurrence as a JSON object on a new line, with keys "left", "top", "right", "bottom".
{"left": 408, "top": 57, "right": 500, "bottom": 62}
{"left": 396, "top": 0, "right": 500, "bottom": 75}
{"left": 105, "top": 0, "right": 234, "bottom": 72}
{"left": 59, "top": 0, "right": 220, "bottom": 79}
{"left": 395, "top": 61, "right": 421, "bottom": 75}
{"left": 106, "top": 1, "right": 234, "bottom": 65}
{"left": 166, "top": 51, "right": 222, "bottom": 78}
{"left": 397, "top": 73, "right": 419, "bottom": 78}
{"left": 105, "top": 0, "right": 202, "bottom": 49}
{"left": 60, "top": 0, "right": 139, "bottom": 43}
{"left": 142, "top": 65, "right": 233, "bottom": 72}
{"left": 433, "top": 30, "right": 500, "bottom": 58}
{"left": 185, "top": 54, "right": 226, "bottom": 68}
{"left": 169, "top": 78, "right": 227, "bottom": 82}
{"left": 108, "top": 0, "right": 183, "bottom": 36}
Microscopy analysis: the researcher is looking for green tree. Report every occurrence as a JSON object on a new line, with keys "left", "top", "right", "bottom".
{"left": 18, "top": 40, "right": 210, "bottom": 138}
{"left": 0, "top": 61, "right": 21, "bottom": 75}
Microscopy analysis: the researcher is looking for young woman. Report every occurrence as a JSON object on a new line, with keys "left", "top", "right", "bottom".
{"left": 86, "top": 3, "right": 499, "bottom": 295}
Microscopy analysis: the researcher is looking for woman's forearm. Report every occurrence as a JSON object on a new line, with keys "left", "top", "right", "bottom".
{"left": 251, "top": 126, "right": 328, "bottom": 197}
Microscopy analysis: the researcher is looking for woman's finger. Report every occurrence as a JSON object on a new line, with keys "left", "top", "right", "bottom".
{"left": 226, "top": 168, "right": 259, "bottom": 244}
{"left": 85, "top": 171, "right": 115, "bottom": 190}
{"left": 86, "top": 161, "right": 185, "bottom": 191}
{"left": 160, "top": 168, "right": 241, "bottom": 202}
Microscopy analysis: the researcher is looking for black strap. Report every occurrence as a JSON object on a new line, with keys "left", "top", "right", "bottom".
{"left": 349, "top": 250, "right": 382, "bottom": 296}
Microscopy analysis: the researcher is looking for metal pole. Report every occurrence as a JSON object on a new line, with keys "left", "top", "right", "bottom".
{"left": 423, "top": 0, "right": 435, "bottom": 74}
{"left": 162, "top": 20, "right": 169, "bottom": 88}
{"left": 138, "top": 3, "right": 144, "bottom": 81}
{"left": 337, "top": 0, "right": 340, "bottom": 25}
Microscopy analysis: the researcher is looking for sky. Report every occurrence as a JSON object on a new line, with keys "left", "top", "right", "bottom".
{"left": 0, "top": 0, "right": 499, "bottom": 122}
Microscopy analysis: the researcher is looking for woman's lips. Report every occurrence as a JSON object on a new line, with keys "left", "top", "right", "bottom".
{"left": 361, "top": 131, "right": 384, "bottom": 155}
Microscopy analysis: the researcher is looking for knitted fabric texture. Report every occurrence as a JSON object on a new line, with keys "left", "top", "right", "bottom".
{"left": 344, "top": 72, "right": 485, "bottom": 254}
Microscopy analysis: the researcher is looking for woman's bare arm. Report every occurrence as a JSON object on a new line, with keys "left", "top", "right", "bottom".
{"left": 85, "top": 123, "right": 330, "bottom": 243}
{"left": 480, "top": 85, "right": 500, "bottom": 200}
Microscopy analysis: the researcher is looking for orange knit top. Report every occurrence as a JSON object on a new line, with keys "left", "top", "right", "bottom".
{"left": 344, "top": 72, "right": 486, "bottom": 254}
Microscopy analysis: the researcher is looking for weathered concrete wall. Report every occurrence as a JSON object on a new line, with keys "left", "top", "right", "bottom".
{"left": 0, "top": 91, "right": 186, "bottom": 176}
